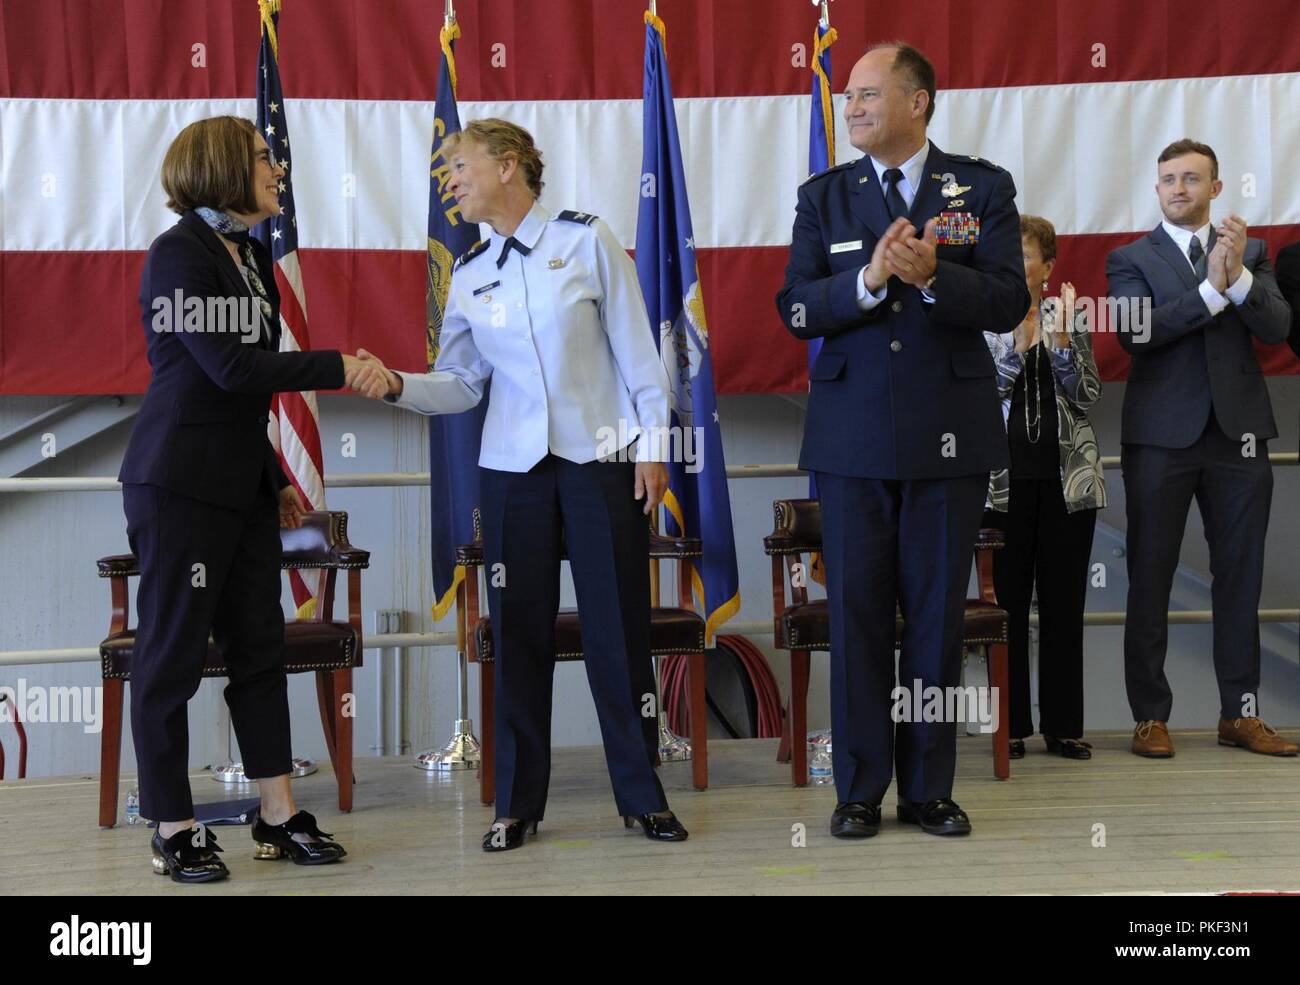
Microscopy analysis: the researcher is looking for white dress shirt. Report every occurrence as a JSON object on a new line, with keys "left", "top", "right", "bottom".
{"left": 388, "top": 201, "right": 671, "bottom": 473}
{"left": 854, "top": 138, "right": 935, "bottom": 309}
{"left": 1159, "top": 219, "right": 1253, "bottom": 316}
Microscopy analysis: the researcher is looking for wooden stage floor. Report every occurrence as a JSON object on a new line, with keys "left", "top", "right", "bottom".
{"left": 3, "top": 732, "right": 1299, "bottom": 895}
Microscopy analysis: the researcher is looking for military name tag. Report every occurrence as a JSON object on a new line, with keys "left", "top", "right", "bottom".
{"left": 473, "top": 281, "right": 500, "bottom": 297}
{"left": 934, "top": 212, "right": 980, "bottom": 245}
{"left": 830, "top": 240, "right": 863, "bottom": 254}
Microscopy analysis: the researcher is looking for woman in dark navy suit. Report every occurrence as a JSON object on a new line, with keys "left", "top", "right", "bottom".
{"left": 118, "top": 116, "right": 365, "bottom": 882}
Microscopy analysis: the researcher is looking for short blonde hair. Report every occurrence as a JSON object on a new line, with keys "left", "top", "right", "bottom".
{"left": 161, "top": 116, "right": 261, "bottom": 216}
{"left": 444, "top": 118, "right": 545, "bottom": 198}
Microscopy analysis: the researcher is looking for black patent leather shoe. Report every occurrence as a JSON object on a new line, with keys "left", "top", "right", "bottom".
{"left": 897, "top": 798, "right": 972, "bottom": 836}
{"left": 1009, "top": 739, "right": 1025, "bottom": 760}
{"left": 830, "top": 802, "right": 881, "bottom": 839}
{"left": 151, "top": 826, "right": 229, "bottom": 883}
{"left": 1044, "top": 735, "right": 1093, "bottom": 760}
{"left": 482, "top": 818, "right": 539, "bottom": 852}
{"left": 251, "top": 809, "right": 347, "bottom": 865}
{"left": 624, "top": 812, "right": 688, "bottom": 842}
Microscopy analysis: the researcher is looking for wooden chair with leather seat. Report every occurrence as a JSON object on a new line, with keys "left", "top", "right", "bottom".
{"left": 764, "top": 498, "right": 1011, "bottom": 786}
{"left": 456, "top": 510, "right": 709, "bottom": 804}
{"left": 96, "top": 510, "right": 368, "bottom": 828}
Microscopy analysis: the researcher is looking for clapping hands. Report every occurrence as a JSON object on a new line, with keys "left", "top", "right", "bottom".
{"left": 1208, "top": 214, "right": 1247, "bottom": 293}
{"left": 863, "top": 217, "right": 940, "bottom": 293}
{"left": 341, "top": 349, "right": 400, "bottom": 399}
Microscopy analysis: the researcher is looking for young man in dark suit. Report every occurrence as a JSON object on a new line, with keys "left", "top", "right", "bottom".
{"left": 1107, "top": 139, "right": 1296, "bottom": 759}
{"left": 776, "top": 43, "right": 1029, "bottom": 838}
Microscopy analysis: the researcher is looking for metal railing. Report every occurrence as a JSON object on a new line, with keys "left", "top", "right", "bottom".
{"left": 2, "top": 454, "right": 1297, "bottom": 494}
{"left": 2, "top": 459, "right": 1297, "bottom": 666}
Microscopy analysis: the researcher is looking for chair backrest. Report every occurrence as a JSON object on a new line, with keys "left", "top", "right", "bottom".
{"left": 763, "top": 499, "right": 822, "bottom": 557}
{"left": 96, "top": 510, "right": 370, "bottom": 632}
{"left": 456, "top": 506, "right": 703, "bottom": 616}
{"left": 281, "top": 511, "right": 370, "bottom": 570}
{"left": 460, "top": 506, "right": 703, "bottom": 563}
{"left": 764, "top": 498, "right": 1006, "bottom": 614}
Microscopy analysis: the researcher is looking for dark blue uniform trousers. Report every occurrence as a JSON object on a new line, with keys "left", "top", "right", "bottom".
{"left": 817, "top": 471, "right": 987, "bottom": 806}
{"left": 122, "top": 481, "right": 292, "bottom": 822}
{"left": 479, "top": 454, "right": 667, "bottom": 821}
{"left": 1122, "top": 410, "right": 1272, "bottom": 722}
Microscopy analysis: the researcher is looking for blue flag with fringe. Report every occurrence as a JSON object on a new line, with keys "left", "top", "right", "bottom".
{"left": 425, "top": 20, "right": 486, "bottom": 622}
{"left": 636, "top": 12, "right": 740, "bottom": 644}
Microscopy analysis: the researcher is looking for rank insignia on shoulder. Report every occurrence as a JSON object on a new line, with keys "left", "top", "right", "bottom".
{"left": 455, "top": 240, "right": 489, "bottom": 269}
{"left": 557, "top": 210, "right": 598, "bottom": 225}
{"left": 802, "top": 160, "right": 855, "bottom": 185}
{"left": 934, "top": 211, "right": 980, "bottom": 245}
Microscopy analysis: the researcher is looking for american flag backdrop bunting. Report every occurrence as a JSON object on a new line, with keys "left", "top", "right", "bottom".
{"left": 2, "top": 0, "right": 1298, "bottom": 400}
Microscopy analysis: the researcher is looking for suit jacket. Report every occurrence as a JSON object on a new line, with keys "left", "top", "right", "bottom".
{"left": 1276, "top": 241, "right": 1300, "bottom": 360}
{"left": 775, "top": 143, "right": 1029, "bottom": 480}
{"left": 118, "top": 210, "right": 344, "bottom": 509}
{"left": 1107, "top": 225, "right": 1290, "bottom": 448}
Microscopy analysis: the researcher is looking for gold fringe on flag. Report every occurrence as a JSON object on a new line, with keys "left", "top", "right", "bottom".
{"left": 811, "top": 25, "right": 838, "bottom": 166}
{"left": 644, "top": 10, "right": 667, "bottom": 46}
{"left": 440, "top": 20, "right": 461, "bottom": 96}
{"left": 258, "top": 0, "right": 280, "bottom": 62}
{"left": 429, "top": 564, "right": 465, "bottom": 624}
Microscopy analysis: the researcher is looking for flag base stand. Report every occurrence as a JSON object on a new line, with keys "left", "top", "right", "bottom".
{"left": 415, "top": 719, "right": 481, "bottom": 771}
{"left": 656, "top": 711, "right": 692, "bottom": 762}
{"left": 209, "top": 757, "right": 317, "bottom": 783}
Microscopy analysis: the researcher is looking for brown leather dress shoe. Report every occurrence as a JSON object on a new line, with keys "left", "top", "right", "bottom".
{"left": 1132, "top": 720, "right": 1175, "bottom": 758}
{"left": 1218, "top": 717, "right": 1299, "bottom": 757}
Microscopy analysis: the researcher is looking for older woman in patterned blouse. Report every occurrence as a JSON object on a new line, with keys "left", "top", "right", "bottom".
{"left": 982, "top": 215, "right": 1107, "bottom": 760}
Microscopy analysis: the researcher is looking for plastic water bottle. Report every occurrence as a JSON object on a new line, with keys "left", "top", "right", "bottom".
{"left": 124, "top": 787, "right": 141, "bottom": 825}
{"left": 808, "top": 731, "right": 834, "bottom": 785}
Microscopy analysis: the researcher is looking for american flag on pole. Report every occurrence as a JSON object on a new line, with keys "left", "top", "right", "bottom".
{"left": 254, "top": 0, "right": 324, "bottom": 617}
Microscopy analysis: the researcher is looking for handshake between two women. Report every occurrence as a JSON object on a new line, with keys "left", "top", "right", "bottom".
{"left": 339, "top": 349, "right": 401, "bottom": 400}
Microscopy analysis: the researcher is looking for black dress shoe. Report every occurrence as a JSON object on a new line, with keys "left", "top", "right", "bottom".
{"left": 830, "top": 801, "right": 881, "bottom": 839}
{"left": 624, "top": 812, "right": 688, "bottom": 842}
{"left": 251, "top": 809, "right": 347, "bottom": 865}
{"left": 151, "top": 826, "right": 229, "bottom": 883}
{"left": 897, "top": 798, "right": 971, "bottom": 836}
{"left": 1044, "top": 736, "right": 1092, "bottom": 760}
{"left": 1009, "top": 739, "right": 1025, "bottom": 760}
{"left": 482, "top": 818, "right": 539, "bottom": 852}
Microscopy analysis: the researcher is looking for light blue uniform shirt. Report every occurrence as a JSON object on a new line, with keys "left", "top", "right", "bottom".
{"left": 390, "top": 202, "right": 671, "bottom": 472}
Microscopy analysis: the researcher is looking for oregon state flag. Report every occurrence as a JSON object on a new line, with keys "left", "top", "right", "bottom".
{"left": 425, "top": 19, "right": 486, "bottom": 622}
{"left": 636, "top": 12, "right": 740, "bottom": 644}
